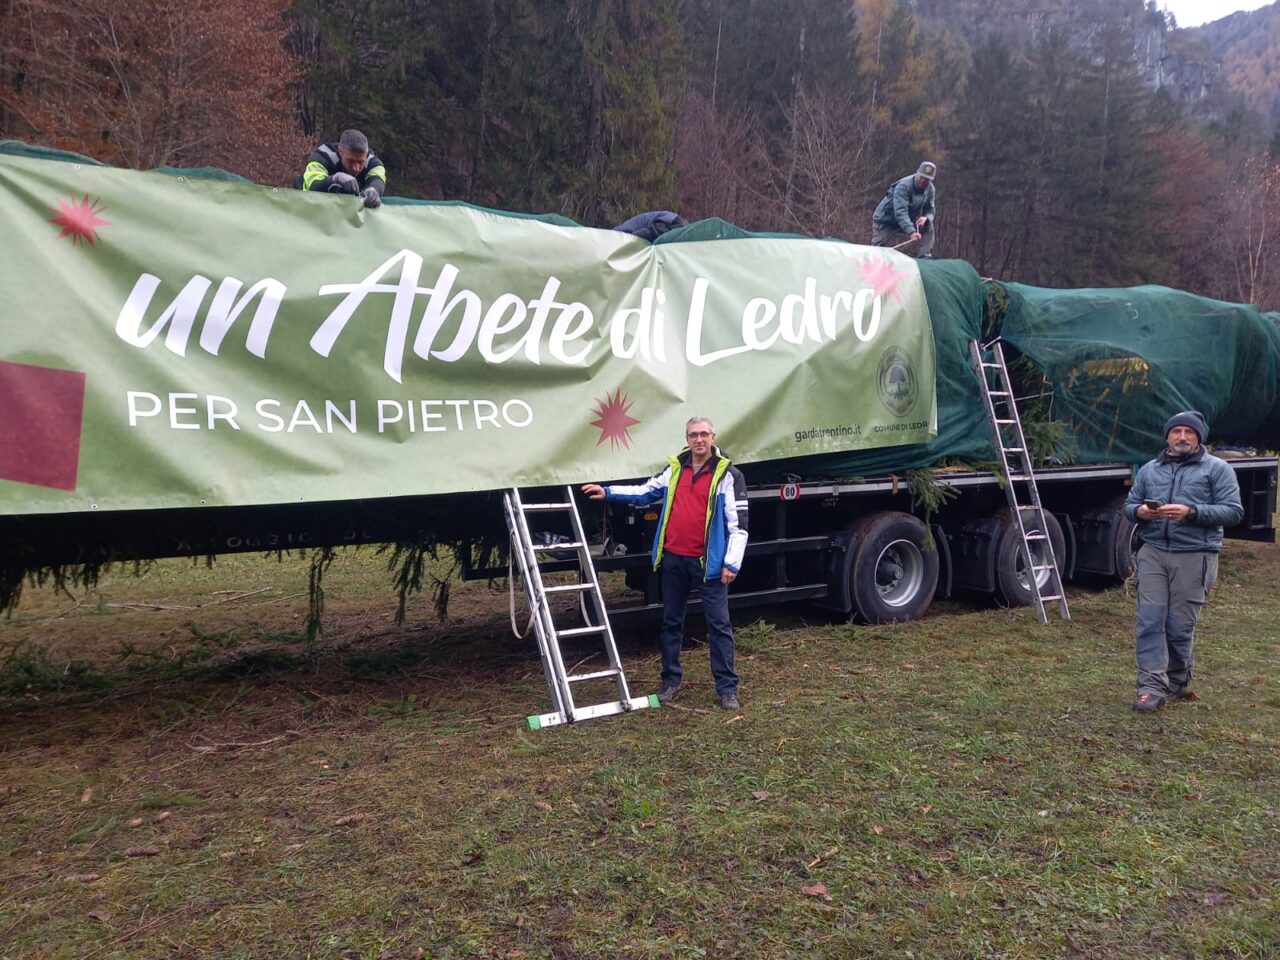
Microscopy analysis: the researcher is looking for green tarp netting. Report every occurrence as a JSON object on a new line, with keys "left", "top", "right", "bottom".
{"left": 997, "top": 282, "right": 1280, "bottom": 464}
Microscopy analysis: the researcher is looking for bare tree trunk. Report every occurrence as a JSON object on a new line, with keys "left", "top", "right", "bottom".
{"left": 1090, "top": 47, "right": 1113, "bottom": 269}
{"left": 0, "top": 0, "right": 15, "bottom": 135}
{"left": 711, "top": 11, "right": 721, "bottom": 113}
{"left": 468, "top": 0, "right": 497, "bottom": 197}
{"left": 978, "top": 177, "right": 989, "bottom": 273}
{"left": 290, "top": 10, "right": 322, "bottom": 137}
{"left": 782, "top": 21, "right": 806, "bottom": 219}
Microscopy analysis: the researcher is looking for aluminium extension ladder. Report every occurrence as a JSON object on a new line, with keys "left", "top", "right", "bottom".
{"left": 969, "top": 340, "right": 1071, "bottom": 624}
{"left": 504, "top": 486, "right": 658, "bottom": 729}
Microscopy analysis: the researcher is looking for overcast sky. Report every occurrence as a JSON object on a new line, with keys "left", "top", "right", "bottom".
{"left": 1160, "top": 0, "right": 1275, "bottom": 27}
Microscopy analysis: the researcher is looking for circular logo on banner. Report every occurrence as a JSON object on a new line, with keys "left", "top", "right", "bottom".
{"left": 877, "top": 347, "right": 918, "bottom": 417}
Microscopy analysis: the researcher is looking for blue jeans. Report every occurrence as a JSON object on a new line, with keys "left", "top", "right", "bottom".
{"left": 659, "top": 554, "right": 738, "bottom": 695}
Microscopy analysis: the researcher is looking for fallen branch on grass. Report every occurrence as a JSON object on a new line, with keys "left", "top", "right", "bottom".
{"left": 106, "top": 587, "right": 273, "bottom": 612}
{"left": 663, "top": 701, "right": 712, "bottom": 715}
{"left": 189, "top": 734, "right": 288, "bottom": 753}
{"left": 251, "top": 592, "right": 307, "bottom": 605}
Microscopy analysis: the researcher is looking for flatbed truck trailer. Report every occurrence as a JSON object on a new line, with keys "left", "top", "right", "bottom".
{"left": 460, "top": 457, "right": 1278, "bottom": 626}
{"left": 7, "top": 457, "right": 1273, "bottom": 628}
{"left": 4, "top": 143, "right": 1279, "bottom": 635}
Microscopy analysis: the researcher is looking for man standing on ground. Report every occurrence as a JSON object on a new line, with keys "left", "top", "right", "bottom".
{"left": 871, "top": 161, "right": 937, "bottom": 258}
{"left": 297, "top": 129, "right": 387, "bottom": 209}
{"left": 582, "top": 417, "right": 748, "bottom": 710}
{"left": 1123, "top": 411, "right": 1242, "bottom": 713}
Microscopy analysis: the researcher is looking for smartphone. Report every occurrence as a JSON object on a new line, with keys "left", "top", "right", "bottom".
{"left": 1142, "top": 499, "right": 1163, "bottom": 511}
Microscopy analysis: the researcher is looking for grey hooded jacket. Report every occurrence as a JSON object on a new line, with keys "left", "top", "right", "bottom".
{"left": 1123, "top": 448, "right": 1243, "bottom": 552}
{"left": 872, "top": 174, "right": 936, "bottom": 234}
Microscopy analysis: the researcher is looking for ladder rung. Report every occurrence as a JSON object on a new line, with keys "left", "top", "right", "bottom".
{"left": 980, "top": 362, "right": 1001, "bottom": 368}
{"left": 988, "top": 391, "right": 1011, "bottom": 396}
{"left": 509, "top": 486, "right": 648, "bottom": 728}
{"left": 1008, "top": 474, "right": 1033, "bottom": 481}
{"left": 1003, "top": 447, "right": 1024, "bottom": 453}
{"left": 1037, "top": 594, "right": 1063, "bottom": 602}
{"left": 567, "top": 669, "right": 622, "bottom": 683}
{"left": 1031, "top": 564, "right": 1056, "bottom": 572}
{"left": 995, "top": 418, "right": 1015, "bottom": 425}
{"left": 1024, "top": 533, "right": 1047, "bottom": 541}
{"left": 556, "top": 625, "right": 608, "bottom": 638}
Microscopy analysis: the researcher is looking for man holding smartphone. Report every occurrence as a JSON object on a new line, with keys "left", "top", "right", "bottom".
{"left": 1123, "top": 411, "right": 1243, "bottom": 713}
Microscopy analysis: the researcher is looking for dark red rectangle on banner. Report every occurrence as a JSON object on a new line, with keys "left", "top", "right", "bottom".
{"left": 0, "top": 359, "right": 87, "bottom": 491}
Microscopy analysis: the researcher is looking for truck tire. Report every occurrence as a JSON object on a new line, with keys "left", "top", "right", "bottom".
{"left": 993, "top": 507, "right": 1066, "bottom": 607}
{"left": 849, "top": 511, "right": 939, "bottom": 623}
{"left": 1108, "top": 497, "right": 1139, "bottom": 582}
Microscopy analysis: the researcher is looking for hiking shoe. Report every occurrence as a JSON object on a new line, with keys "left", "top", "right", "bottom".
{"left": 1168, "top": 688, "right": 1198, "bottom": 703}
{"left": 657, "top": 682, "right": 681, "bottom": 704}
{"left": 719, "top": 692, "right": 741, "bottom": 711}
{"left": 1131, "top": 692, "right": 1165, "bottom": 713}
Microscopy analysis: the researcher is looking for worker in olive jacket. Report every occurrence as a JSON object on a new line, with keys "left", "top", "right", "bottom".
{"left": 871, "top": 161, "right": 937, "bottom": 257}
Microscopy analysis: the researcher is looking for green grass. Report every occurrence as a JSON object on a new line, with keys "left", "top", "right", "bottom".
{"left": 0, "top": 544, "right": 1277, "bottom": 958}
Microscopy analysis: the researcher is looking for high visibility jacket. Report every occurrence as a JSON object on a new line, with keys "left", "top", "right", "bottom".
{"left": 604, "top": 446, "right": 749, "bottom": 580}
{"left": 297, "top": 142, "right": 387, "bottom": 196}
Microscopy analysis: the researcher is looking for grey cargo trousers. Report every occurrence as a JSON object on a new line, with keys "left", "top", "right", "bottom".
{"left": 1134, "top": 545, "right": 1219, "bottom": 698}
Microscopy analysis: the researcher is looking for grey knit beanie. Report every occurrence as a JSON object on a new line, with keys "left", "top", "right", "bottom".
{"left": 1163, "top": 410, "right": 1208, "bottom": 443}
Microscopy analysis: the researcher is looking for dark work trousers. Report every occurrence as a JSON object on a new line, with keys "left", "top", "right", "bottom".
{"left": 871, "top": 218, "right": 935, "bottom": 257}
{"left": 1134, "top": 545, "right": 1219, "bottom": 697}
{"left": 659, "top": 553, "right": 738, "bottom": 695}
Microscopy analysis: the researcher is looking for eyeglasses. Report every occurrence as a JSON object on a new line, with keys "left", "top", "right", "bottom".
{"left": 686, "top": 431, "right": 713, "bottom": 440}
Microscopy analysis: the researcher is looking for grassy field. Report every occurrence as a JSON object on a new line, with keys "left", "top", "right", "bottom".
{"left": 1, "top": 543, "right": 1278, "bottom": 959}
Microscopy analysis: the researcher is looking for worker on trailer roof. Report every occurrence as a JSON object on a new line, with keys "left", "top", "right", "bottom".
{"left": 871, "top": 161, "right": 937, "bottom": 258}
{"left": 296, "top": 129, "right": 387, "bottom": 209}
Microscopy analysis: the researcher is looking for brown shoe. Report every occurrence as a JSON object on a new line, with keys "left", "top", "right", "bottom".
{"left": 1132, "top": 692, "right": 1165, "bottom": 713}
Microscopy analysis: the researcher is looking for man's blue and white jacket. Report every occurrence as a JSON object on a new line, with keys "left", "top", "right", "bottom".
{"left": 604, "top": 446, "right": 749, "bottom": 581}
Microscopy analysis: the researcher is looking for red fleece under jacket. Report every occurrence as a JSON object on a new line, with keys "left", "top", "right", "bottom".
{"left": 663, "top": 462, "right": 714, "bottom": 558}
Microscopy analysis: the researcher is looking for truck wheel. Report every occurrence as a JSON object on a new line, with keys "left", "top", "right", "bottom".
{"left": 1108, "top": 497, "right": 1139, "bottom": 581}
{"left": 849, "top": 511, "right": 939, "bottom": 623}
{"left": 993, "top": 507, "right": 1066, "bottom": 607}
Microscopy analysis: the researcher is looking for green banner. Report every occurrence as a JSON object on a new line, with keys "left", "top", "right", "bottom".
{"left": 0, "top": 153, "right": 936, "bottom": 516}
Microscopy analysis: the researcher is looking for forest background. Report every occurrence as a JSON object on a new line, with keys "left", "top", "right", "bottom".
{"left": 2, "top": 0, "right": 1279, "bottom": 310}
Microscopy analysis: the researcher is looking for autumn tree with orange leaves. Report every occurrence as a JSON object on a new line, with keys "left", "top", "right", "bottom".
{"left": 0, "top": 0, "right": 307, "bottom": 183}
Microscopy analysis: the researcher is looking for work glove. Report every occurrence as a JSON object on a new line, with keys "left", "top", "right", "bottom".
{"left": 362, "top": 186, "right": 382, "bottom": 209}
{"left": 329, "top": 172, "right": 359, "bottom": 194}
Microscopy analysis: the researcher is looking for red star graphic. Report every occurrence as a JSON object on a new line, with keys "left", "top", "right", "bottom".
{"left": 49, "top": 195, "right": 111, "bottom": 246}
{"left": 590, "top": 390, "right": 641, "bottom": 449}
{"left": 857, "top": 256, "right": 911, "bottom": 301}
